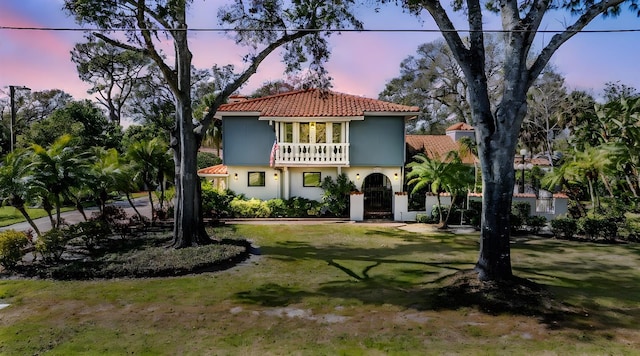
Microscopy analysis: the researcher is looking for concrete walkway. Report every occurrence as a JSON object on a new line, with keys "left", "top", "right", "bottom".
{"left": 0, "top": 197, "right": 153, "bottom": 234}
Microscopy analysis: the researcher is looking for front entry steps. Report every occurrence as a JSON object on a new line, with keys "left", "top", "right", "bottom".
{"left": 364, "top": 211, "right": 393, "bottom": 220}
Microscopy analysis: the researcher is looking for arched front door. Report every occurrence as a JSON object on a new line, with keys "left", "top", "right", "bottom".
{"left": 363, "top": 173, "right": 393, "bottom": 219}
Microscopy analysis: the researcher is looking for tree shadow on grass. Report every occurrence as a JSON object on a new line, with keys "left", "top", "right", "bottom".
{"left": 235, "top": 283, "right": 317, "bottom": 307}
{"left": 229, "top": 226, "right": 640, "bottom": 332}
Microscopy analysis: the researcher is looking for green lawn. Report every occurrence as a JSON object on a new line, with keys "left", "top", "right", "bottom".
{"left": 0, "top": 206, "right": 53, "bottom": 227}
{"left": 1, "top": 224, "right": 639, "bottom": 354}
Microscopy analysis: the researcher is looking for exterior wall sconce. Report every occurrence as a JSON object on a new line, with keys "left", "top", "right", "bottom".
{"left": 356, "top": 173, "right": 360, "bottom": 180}
{"left": 394, "top": 173, "right": 399, "bottom": 180}
{"left": 233, "top": 173, "right": 238, "bottom": 180}
{"left": 274, "top": 173, "right": 279, "bottom": 181}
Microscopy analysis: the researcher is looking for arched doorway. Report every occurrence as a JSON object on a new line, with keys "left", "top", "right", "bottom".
{"left": 363, "top": 173, "right": 393, "bottom": 219}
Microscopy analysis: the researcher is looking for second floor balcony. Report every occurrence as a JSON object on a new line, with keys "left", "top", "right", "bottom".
{"left": 274, "top": 142, "right": 350, "bottom": 166}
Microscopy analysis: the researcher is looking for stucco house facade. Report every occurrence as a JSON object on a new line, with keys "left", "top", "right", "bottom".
{"left": 201, "top": 89, "right": 419, "bottom": 218}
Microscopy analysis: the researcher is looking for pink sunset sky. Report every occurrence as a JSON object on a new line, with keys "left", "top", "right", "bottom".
{"left": 2, "top": 0, "right": 640, "bottom": 106}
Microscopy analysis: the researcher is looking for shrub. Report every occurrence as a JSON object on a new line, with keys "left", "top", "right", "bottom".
{"left": 197, "top": 151, "right": 222, "bottom": 170}
{"left": 526, "top": 215, "right": 548, "bottom": 234}
{"left": 467, "top": 201, "right": 482, "bottom": 228}
{"left": 578, "top": 215, "right": 618, "bottom": 241}
{"left": 321, "top": 173, "right": 356, "bottom": 217}
{"left": 230, "top": 197, "right": 271, "bottom": 218}
{"left": 619, "top": 216, "right": 640, "bottom": 242}
{"left": 416, "top": 213, "right": 437, "bottom": 224}
{"left": 93, "top": 205, "right": 128, "bottom": 222}
{"left": 266, "top": 199, "right": 287, "bottom": 218}
{"left": 599, "top": 197, "right": 631, "bottom": 218}
{"left": 512, "top": 202, "right": 531, "bottom": 220}
{"left": 36, "top": 228, "right": 70, "bottom": 262}
{"left": 510, "top": 202, "right": 531, "bottom": 232}
{"left": 550, "top": 217, "right": 577, "bottom": 239}
{"left": 286, "top": 196, "right": 322, "bottom": 217}
{"left": 68, "top": 220, "right": 112, "bottom": 252}
{"left": 201, "top": 182, "right": 235, "bottom": 218}
{"left": 0, "top": 230, "right": 29, "bottom": 270}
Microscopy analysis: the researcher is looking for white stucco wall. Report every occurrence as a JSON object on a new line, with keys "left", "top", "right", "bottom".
{"left": 287, "top": 167, "right": 337, "bottom": 200}
{"left": 226, "top": 166, "right": 282, "bottom": 201}
{"left": 343, "top": 167, "right": 404, "bottom": 194}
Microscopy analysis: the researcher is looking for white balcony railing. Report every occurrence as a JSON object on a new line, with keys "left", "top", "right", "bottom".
{"left": 275, "top": 143, "right": 349, "bottom": 166}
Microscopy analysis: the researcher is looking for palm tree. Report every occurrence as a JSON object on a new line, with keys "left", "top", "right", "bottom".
{"left": 546, "top": 144, "right": 620, "bottom": 210}
{"left": 0, "top": 149, "right": 43, "bottom": 236}
{"left": 88, "top": 147, "right": 124, "bottom": 212}
{"left": 457, "top": 136, "right": 479, "bottom": 192}
{"left": 30, "top": 135, "right": 91, "bottom": 228}
{"left": 541, "top": 162, "right": 587, "bottom": 216}
{"left": 406, "top": 151, "right": 474, "bottom": 227}
{"left": 126, "top": 138, "right": 173, "bottom": 221}
{"left": 114, "top": 163, "right": 146, "bottom": 221}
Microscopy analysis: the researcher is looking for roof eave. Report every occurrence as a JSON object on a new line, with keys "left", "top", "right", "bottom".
{"left": 214, "top": 111, "right": 262, "bottom": 119}
{"left": 257, "top": 116, "right": 364, "bottom": 122}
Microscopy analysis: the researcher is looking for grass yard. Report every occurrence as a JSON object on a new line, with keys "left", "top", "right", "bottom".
{"left": 0, "top": 206, "right": 75, "bottom": 228}
{"left": 1, "top": 223, "right": 639, "bottom": 354}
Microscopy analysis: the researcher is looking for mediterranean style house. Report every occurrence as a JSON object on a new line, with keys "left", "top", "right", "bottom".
{"left": 199, "top": 89, "right": 419, "bottom": 218}
{"left": 198, "top": 89, "right": 568, "bottom": 221}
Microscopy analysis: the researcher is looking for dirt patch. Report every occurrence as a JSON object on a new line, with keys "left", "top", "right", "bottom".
{"left": 232, "top": 306, "right": 350, "bottom": 324}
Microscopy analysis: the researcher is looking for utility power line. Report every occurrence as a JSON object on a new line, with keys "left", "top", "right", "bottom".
{"left": 1, "top": 25, "right": 640, "bottom": 34}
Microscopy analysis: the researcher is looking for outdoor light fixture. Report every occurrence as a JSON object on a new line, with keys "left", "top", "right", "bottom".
{"left": 234, "top": 173, "right": 238, "bottom": 180}
{"left": 356, "top": 173, "right": 360, "bottom": 180}
{"left": 274, "top": 173, "right": 278, "bottom": 181}
{"left": 516, "top": 149, "right": 533, "bottom": 193}
{"left": 394, "top": 173, "right": 399, "bottom": 180}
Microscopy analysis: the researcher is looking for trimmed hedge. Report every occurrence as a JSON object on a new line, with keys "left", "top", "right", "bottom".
{"left": 550, "top": 217, "right": 578, "bottom": 239}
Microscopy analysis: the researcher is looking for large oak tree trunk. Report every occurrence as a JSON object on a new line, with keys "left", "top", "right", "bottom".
{"left": 469, "top": 45, "right": 529, "bottom": 281}
{"left": 169, "top": 22, "right": 210, "bottom": 248}
{"left": 474, "top": 127, "right": 518, "bottom": 280}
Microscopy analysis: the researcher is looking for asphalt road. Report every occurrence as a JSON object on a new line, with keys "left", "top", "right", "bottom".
{"left": 0, "top": 197, "right": 153, "bottom": 234}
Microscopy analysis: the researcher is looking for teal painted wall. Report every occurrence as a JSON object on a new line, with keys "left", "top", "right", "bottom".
{"left": 350, "top": 117, "right": 405, "bottom": 166}
{"left": 223, "top": 116, "right": 275, "bottom": 165}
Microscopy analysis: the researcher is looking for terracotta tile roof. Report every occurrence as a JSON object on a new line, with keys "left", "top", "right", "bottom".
{"left": 446, "top": 122, "right": 474, "bottom": 131}
{"left": 406, "top": 135, "right": 476, "bottom": 164}
{"left": 514, "top": 155, "right": 552, "bottom": 167}
{"left": 197, "top": 164, "right": 228, "bottom": 176}
{"left": 217, "top": 89, "right": 420, "bottom": 117}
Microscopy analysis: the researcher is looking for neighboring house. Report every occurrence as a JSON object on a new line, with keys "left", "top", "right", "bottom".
{"left": 200, "top": 89, "right": 419, "bottom": 218}
{"left": 405, "top": 123, "right": 568, "bottom": 220}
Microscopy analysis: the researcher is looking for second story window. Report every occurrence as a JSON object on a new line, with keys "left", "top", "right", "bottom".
{"left": 299, "top": 123, "right": 310, "bottom": 143}
{"left": 332, "top": 123, "right": 342, "bottom": 143}
{"left": 283, "top": 122, "right": 293, "bottom": 143}
{"left": 276, "top": 122, "right": 346, "bottom": 144}
{"left": 315, "top": 123, "right": 326, "bottom": 143}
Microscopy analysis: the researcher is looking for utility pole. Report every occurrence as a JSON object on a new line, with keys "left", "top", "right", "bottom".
{"left": 9, "top": 85, "right": 30, "bottom": 152}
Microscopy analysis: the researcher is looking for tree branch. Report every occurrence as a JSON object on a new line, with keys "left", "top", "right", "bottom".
{"left": 198, "top": 30, "right": 310, "bottom": 133}
{"left": 500, "top": 0, "right": 521, "bottom": 27}
{"left": 132, "top": 0, "right": 178, "bottom": 92}
{"left": 93, "top": 33, "right": 146, "bottom": 54}
{"left": 122, "top": 0, "right": 174, "bottom": 30}
{"left": 529, "top": 0, "right": 627, "bottom": 86}
{"left": 420, "top": 1, "right": 471, "bottom": 71}
{"left": 467, "top": 0, "right": 487, "bottom": 74}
